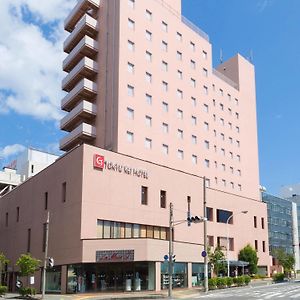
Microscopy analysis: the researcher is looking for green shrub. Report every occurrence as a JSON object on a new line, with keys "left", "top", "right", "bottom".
{"left": 226, "top": 277, "right": 233, "bottom": 287}
{"left": 0, "top": 286, "right": 8, "bottom": 296}
{"left": 19, "top": 287, "right": 36, "bottom": 297}
{"left": 216, "top": 277, "right": 227, "bottom": 289}
{"left": 208, "top": 278, "right": 217, "bottom": 290}
{"left": 251, "top": 274, "right": 267, "bottom": 279}
{"left": 273, "top": 273, "right": 284, "bottom": 282}
{"left": 243, "top": 275, "right": 251, "bottom": 285}
{"left": 233, "top": 276, "right": 244, "bottom": 286}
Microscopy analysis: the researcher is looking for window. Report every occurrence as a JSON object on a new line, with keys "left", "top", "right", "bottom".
{"left": 237, "top": 169, "right": 241, "bottom": 176}
{"left": 255, "top": 240, "right": 258, "bottom": 251}
{"left": 236, "top": 112, "right": 239, "bottom": 119}
{"left": 220, "top": 118, "right": 224, "bottom": 126}
{"left": 175, "top": 90, "right": 183, "bottom": 101}
{"left": 177, "top": 51, "right": 182, "bottom": 60}
{"left": 145, "top": 138, "right": 152, "bottom": 149}
{"left": 176, "top": 31, "right": 182, "bottom": 41}
{"left": 208, "top": 236, "right": 214, "bottom": 247}
{"left": 228, "top": 108, "right": 232, "bottom": 115}
{"left": 261, "top": 217, "right": 265, "bottom": 229}
{"left": 212, "top": 99, "right": 216, "bottom": 106}
{"left": 254, "top": 216, "right": 257, "bottom": 228}
{"left": 145, "top": 51, "right": 152, "bottom": 61}
{"left": 222, "top": 179, "right": 226, "bottom": 187}
{"left": 162, "top": 123, "right": 169, "bottom": 133}
{"left": 190, "top": 41, "right": 195, "bottom": 51}
{"left": 127, "top": 131, "right": 134, "bottom": 143}
{"left": 238, "top": 184, "right": 242, "bottom": 191}
{"left": 160, "top": 190, "right": 166, "bottom": 208}
{"left": 229, "top": 152, "right": 233, "bottom": 159}
{"left": 127, "top": 85, "right": 134, "bottom": 96}
{"left": 191, "top": 135, "right": 197, "bottom": 144}
{"left": 62, "top": 182, "right": 66, "bottom": 202}
{"left": 235, "top": 98, "right": 239, "bottom": 105}
{"left": 128, "top": 0, "right": 135, "bottom": 8}
{"left": 42, "top": 223, "right": 47, "bottom": 251}
{"left": 191, "top": 78, "right": 196, "bottom": 88}
{"left": 44, "top": 192, "right": 48, "bottom": 210}
{"left": 221, "top": 148, "right": 225, "bottom": 156}
{"left": 206, "top": 207, "right": 213, "bottom": 221}
{"left": 127, "top": 62, "right": 134, "bottom": 73}
{"left": 146, "top": 94, "right": 152, "bottom": 105}
{"left": 5, "top": 213, "right": 8, "bottom": 227}
{"left": 31, "top": 165, "right": 34, "bottom": 174}
{"left": 162, "top": 101, "right": 168, "bottom": 112}
{"left": 145, "top": 115, "right": 152, "bottom": 127}
{"left": 229, "top": 137, "right": 233, "bottom": 144}
{"left": 192, "top": 155, "right": 197, "bottom": 165}
{"left": 204, "top": 122, "right": 209, "bottom": 131}
{"left": 162, "top": 61, "right": 168, "bottom": 72}
{"left": 190, "top": 60, "right": 196, "bottom": 69}
{"left": 204, "top": 140, "right": 209, "bottom": 149}
{"left": 237, "top": 155, "right": 241, "bottom": 162}
{"left": 145, "top": 9, "right": 152, "bottom": 20}
{"left": 228, "top": 122, "right": 232, "bottom": 129}
{"left": 128, "top": 18, "right": 135, "bottom": 30}
{"left": 236, "top": 126, "right": 240, "bottom": 133}
{"left": 162, "top": 144, "right": 169, "bottom": 155}
{"left": 128, "top": 40, "right": 135, "bottom": 51}
{"left": 202, "top": 51, "right": 207, "bottom": 59}
{"left": 219, "top": 89, "right": 223, "bottom": 96}
{"left": 203, "top": 86, "right": 208, "bottom": 95}
{"left": 145, "top": 72, "right": 152, "bottom": 83}
{"left": 213, "top": 114, "right": 216, "bottom": 121}
{"left": 228, "top": 94, "right": 231, "bottom": 101}
{"left": 212, "top": 84, "right": 215, "bottom": 91}
{"left": 222, "top": 164, "right": 226, "bottom": 171}
{"left": 127, "top": 107, "right": 134, "bottom": 120}
{"left": 159, "top": 19, "right": 167, "bottom": 31}
{"left": 214, "top": 177, "right": 218, "bottom": 184}
{"left": 96, "top": 220, "right": 103, "bottom": 238}
{"left": 177, "top": 109, "right": 183, "bottom": 119}
{"left": 214, "top": 145, "right": 217, "bottom": 152}
{"left": 236, "top": 140, "right": 240, "bottom": 147}
{"left": 16, "top": 206, "right": 20, "bottom": 222}
{"left": 177, "top": 70, "right": 183, "bottom": 79}
{"left": 27, "top": 228, "right": 31, "bottom": 252}
{"left": 230, "top": 182, "right": 234, "bottom": 189}
{"left": 141, "top": 186, "right": 148, "bottom": 205}
{"left": 220, "top": 103, "right": 224, "bottom": 111}
{"left": 162, "top": 81, "right": 168, "bottom": 92}
{"left": 145, "top": 30, "right": 152, "bottom": 41}
{"left": 203, "top": 68, "right": 208, "bottom": 77}
{"left": 162, "top": 41, "right": 168, "bottom": 52}
{"left": 177, "top": 129, "right": 183, "bottom": 139}
{"left": 191, "top": 116, "right": 197, "bottom": 125}
{"left": 206, "top": 178, "right": 211, "bottom": 188}
{"left": 204, "top": 159, "right": 210, "bottom": 168}
{"left": 213, "top": 130, "right": 217, "bottom": 137}
{"left": 191, "top": 97, "right": 196, "bottom": 107}
{"left": 262, "top": 241, "right": 266, "bottom": 252}
{"left": 178, "top": 149, "right": 184, "bottom": 160}
{"left": 217, "top": 209, "right": 233, "bottom": 224}
{"left": 230, "top": 166, "right": 234, "bottom": 174}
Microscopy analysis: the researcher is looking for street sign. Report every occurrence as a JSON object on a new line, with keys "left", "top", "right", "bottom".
{"left": 16, "top": 280, "right": 22, "bottom": 288}
{"left": 164, "top": 255, "right": 169, "bottom": 261}
{"left": 201, "top": 251, "right": 207, "bottom": 258}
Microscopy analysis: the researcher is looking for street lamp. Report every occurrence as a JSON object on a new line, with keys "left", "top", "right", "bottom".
{"left": 226, "top": 210, "right": 248, "bottom": 277}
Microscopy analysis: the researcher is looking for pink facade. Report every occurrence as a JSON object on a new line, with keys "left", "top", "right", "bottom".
{"left": 0, "top": 0, "right": 269, "bottom": 294}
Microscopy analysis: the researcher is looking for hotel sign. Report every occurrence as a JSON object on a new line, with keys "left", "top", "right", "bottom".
{"left": 93, "top": 154, "right": 148, "bottom": 179}
{"left": 96, "top": 250, "right": 134, "bottom": 263}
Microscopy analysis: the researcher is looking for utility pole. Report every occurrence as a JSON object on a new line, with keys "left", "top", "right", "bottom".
{"left": 41, "top": 211, "right": 50, "bottom": 299}
{"left": 168, "top": 202, "right": 173, "bottom": 299}
{"left": 203, "top": 177, "right": 208, "bottom": 293}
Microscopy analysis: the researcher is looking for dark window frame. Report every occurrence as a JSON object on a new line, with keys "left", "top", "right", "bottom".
{"left": 141, "top": 186, "right": 148, "bottom": 205}
{"left": 160, "top": 190, "right": 166, "bottom": 208}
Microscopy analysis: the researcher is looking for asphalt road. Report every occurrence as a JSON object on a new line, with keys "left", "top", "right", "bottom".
{"left": 192, "top": 281, "right": 300, "bottom": 300}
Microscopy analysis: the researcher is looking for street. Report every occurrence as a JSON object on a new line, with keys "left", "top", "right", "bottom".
{"left": 192, "top": 281, "right": 300, "bottom": 300}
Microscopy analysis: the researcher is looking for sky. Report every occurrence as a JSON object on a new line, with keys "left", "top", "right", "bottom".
{"left": 0, "top": 0, "right": 299, "bottom": 196}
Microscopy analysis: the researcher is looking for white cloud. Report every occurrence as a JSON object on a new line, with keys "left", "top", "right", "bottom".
{"left": 0, "top": 0, "right": 76, "bottom": 121}
{"left": 257, "top": 0, "right": 272, "bottom": 13}
{"left": 0, "top": 144, "right": 26, "bottom": 159}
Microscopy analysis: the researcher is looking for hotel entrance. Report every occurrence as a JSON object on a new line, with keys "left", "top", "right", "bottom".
{"left": 67, "top": 262, "right": 155, "bottom": 293}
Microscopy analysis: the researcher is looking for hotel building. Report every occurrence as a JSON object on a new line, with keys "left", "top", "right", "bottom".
{"left": 0, "top": 0, "right": 270, "bottom": 293}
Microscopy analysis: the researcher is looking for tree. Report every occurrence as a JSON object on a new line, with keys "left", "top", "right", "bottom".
{"left": 208, "top": 246, "right": 227, "bottom": 277}
{"left": 0, "top": 253, "right": 9, "bottom": 286}
{"left": 272, "top": 249, "right": 295, "bottom": 275}
{"left": 16, "top": 254, "right": 41, "bottom": 278}
{"left": 238, "top": 244, "right": 258, "bottom": 274}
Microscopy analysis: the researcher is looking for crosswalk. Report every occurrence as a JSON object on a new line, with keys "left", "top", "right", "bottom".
{"left": 192, "top": 283, "right": 300, "bottom": 299}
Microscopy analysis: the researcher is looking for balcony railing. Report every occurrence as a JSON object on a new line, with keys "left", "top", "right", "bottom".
{"left": 60, "top": 122, "right": 96, "bottom": 151}
{"left": 62, "top": 57, "right": 98, "bottom": 92}
{"left": 60, "top": 100, "right": 97, "bottom": 132}
{"left": 63, "top": 36, "right": 98, "bottom": 72}
{"left": 64, "top": 14, "right": 98, "bottom": 53}
{"left": 65, "top": 0, "right": 100, "bottom": 32}
{"left": 61, "top": 78, "right": 97, "bottom": 112}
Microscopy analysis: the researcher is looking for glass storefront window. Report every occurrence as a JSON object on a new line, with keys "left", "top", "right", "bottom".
{"left": 125, "top": 223, "right": 132, "bottom": 238}
{"left": 46, "top": 266, "right": 61, "bottom": 292}
{"left": 153, "top": 227, "right": 160, "bottom": 239}
{"left": 140, "top": 225, "right": 147, "bottom": 238}
{"left": 192, "top": 263, "right": 204, "bottom": 287}
{"left": 146, "top": 226, "right": 154, "bottom": 238}
{"left": 161, "top": 262, "right": 187, "bottom": 290}
{"left": 103, "top": 221, "right": 110, "bottom": 238}
{"left": 133, "top": 224, "right": 140, "bottom": 238}
{"left": 96, "top": 220, "right": 103, "bottom": 238}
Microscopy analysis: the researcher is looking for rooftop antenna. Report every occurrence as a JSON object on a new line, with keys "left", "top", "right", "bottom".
{"left": 220, "top": 48, "right": 223, "bottom": 64}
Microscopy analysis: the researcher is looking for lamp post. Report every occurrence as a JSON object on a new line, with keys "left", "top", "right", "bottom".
{"left": 226, "top": 211, "right": 248, "bottom": 277}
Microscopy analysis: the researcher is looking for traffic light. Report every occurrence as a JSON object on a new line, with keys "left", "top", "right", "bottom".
{"left": 187, "top": 216, "right": 204, "bottom": 223}
{"left": 172, "top": 255, "right": 176, "bottom": 263}
{"left": 48, "top": 257, "right": 54, "bottom": 268}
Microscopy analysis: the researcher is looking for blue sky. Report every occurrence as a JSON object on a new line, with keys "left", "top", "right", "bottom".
{"left": 0, "top": 0, "right": 299, "bottom": 195}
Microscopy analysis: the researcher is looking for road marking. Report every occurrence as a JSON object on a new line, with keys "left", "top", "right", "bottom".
{"left": 290, "top": 293, "right": 300, "bottom": 298}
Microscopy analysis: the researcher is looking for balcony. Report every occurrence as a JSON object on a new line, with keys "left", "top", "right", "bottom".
{"left": 60, "top": 100, "right": 97, "bottom": 132}
{"left": 63, "top": 36, "right": 98, "bottom": 72}
{"left": 65, "top": 0, "right": 100, "bottom": 33}
{"left": 62, "top": 57, "right": 98, "bottom": 92}
{"left": 64, "top": 14, "right": 98, "bottom": 53}
{"left": 61, "top": 78, "right": 97, "bottom": 112}
{"left": 60, "top": 123, "right": 96, "bottom": 151}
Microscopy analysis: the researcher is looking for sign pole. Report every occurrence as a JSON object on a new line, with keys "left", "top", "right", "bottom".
{"left": 41, "top": 211, "right": 50, "bottom": 299}
{"left": 203, "top": 177, "right": 208, "bottom": 293}
{"left": 168, "top": 202, "right": 173, "bottom": 299}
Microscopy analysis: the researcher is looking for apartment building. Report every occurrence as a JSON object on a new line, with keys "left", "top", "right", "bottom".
{"left": 0, "top": 0, "right": 270, "bottom": 294}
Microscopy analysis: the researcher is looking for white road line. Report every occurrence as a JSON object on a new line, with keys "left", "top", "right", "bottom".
{"left": 263, "top": 292, "right": 282, "bottom": 299}
{"left": 290, "top": 293, "right": 300, "bottom": 298}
